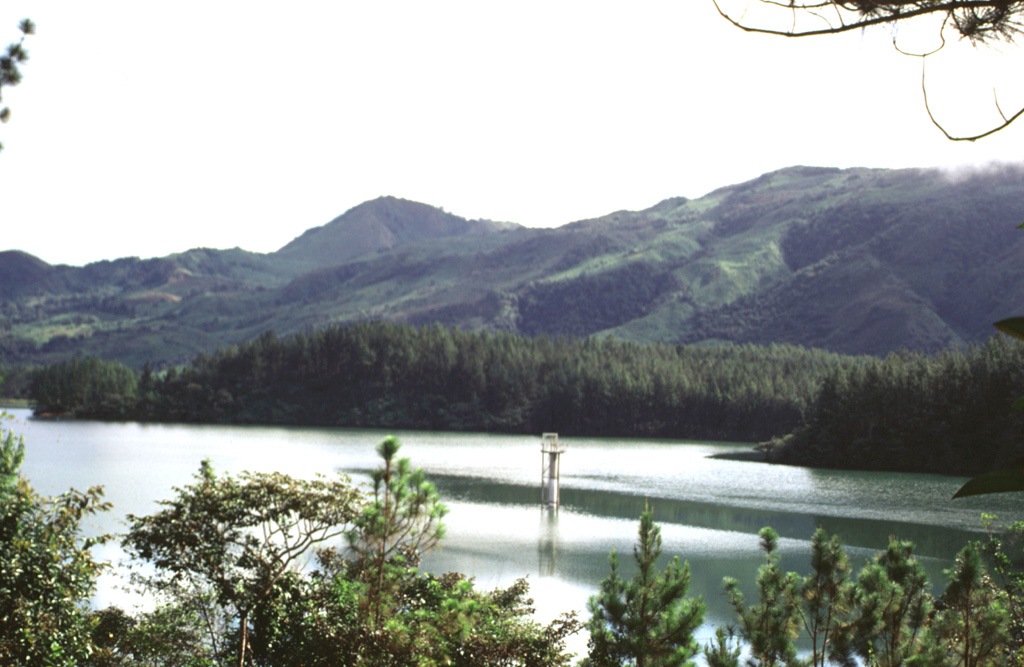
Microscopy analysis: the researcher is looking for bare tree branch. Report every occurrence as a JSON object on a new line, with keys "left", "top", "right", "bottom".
{"left": 714, "top": 0, "right": 1024, "bottom": 41}
{"left": 921, "top": 58, "right": 1024, "bottom": 140}
{"left": 713, "top": 0, "right": 1024, "bottom": 138}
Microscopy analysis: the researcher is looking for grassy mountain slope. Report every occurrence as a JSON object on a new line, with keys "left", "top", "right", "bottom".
{"left": 2, "top": 165, "right": 1023, "bottom": 367}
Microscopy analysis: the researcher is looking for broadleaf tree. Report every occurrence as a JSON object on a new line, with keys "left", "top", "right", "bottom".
{"left": 0, "top": 420, "right": 112, "bottom": 667}
{"left": 121, "top": 459, "right": 363, "bottom": 667}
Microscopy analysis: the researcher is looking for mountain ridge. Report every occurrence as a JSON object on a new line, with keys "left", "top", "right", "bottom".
{"left": 3, "top": 164, "right": 1023, "bottom": 367}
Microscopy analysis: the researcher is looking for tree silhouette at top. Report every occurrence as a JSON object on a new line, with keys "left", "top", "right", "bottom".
{"left": 713, "top": 0, "right": 1024, "bottom": 140}
{"left": 1, "top": 18, "right": 35, "bottom": 153}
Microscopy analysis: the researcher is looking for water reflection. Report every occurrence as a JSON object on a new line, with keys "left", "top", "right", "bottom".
{"left": 12, "top": 410, "right": 1019, "bottom": 657}
{"left": 425, "top": 472, "right": 987, "bottom": 561}
{"left": 539, "top": 509, "right": 560, "bottom": 577}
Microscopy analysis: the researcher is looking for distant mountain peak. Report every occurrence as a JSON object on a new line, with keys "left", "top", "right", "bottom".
{"left": 0, "top": 249, "right": 50, "bottom": 270}
{"left": 0, "top": 250, "right": 54, "bottom": 296}
{"left": 273, "top": 196, "right": 515, "bottom": 270}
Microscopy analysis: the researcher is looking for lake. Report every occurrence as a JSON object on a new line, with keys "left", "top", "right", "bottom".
{"left": 8, "top": 407, "right": 1020, "bottom": 658}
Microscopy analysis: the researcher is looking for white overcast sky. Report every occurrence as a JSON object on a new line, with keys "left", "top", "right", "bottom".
{"left": 1, "top": 1, "right": 1022, "bottom": 266}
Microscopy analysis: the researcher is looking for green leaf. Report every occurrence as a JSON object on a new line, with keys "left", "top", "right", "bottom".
{"left": 994, "top": 317, "right": 1024, "bottom": 342}
{"left": 953, "top": 461, "right": 1024, "bottom": 498}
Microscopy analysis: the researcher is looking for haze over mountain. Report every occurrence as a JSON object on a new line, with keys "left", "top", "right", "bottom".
{"left": 3, "top": 165, "right": 1023, "bottom": 367}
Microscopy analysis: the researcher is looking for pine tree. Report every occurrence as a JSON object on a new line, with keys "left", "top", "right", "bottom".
{"left": 345, "top": 435, "right": 449, "bottom": 627}
{"left": 800, "top": 528, "right": 854, "bottom": 667}
{"left": 844, "top": 537, "right": 933, "bottom": 667}
{"left": 584, "top": 505, "right": 705, "bottom": 667}
{"left": 932, "top": 543, "right": 1009, "bottom": 667}
{"left": 722, "top": 527, "right": 802, "bottom": 667}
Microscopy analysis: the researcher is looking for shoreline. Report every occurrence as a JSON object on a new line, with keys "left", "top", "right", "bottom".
{"left": 707, "top": 448, "right": 769, "bottom": 462}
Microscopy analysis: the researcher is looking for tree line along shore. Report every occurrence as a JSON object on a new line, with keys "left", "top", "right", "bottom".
{"left": 4, "top": 428, "right": 1022, "bottom": 666}
{"left": 14, "top": 321, "right": 1024, "bottom": 478}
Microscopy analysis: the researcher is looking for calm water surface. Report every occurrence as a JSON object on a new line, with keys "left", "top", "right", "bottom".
{"left": 9, "top": 408, "right": 1019, "bottom": 657}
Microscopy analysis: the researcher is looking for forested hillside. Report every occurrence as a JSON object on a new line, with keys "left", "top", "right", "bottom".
{"left": 4, "top": 165, "right": 1024, "bottom": 367}
{"left": 28, "top": 322, "right": 856, "bottom": 442}
{"left": 766, "top": 335, "right": 1024, "bottom": 476}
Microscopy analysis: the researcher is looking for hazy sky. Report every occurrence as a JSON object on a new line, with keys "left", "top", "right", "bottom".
{"left": 1, "top": 1, "right": 1022, "bottom": 266}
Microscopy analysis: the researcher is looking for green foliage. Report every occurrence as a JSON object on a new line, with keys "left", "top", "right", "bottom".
{"left": 844, "top": 538, "right": 933, "bottom": 667}
{"left": 30, "top": 355, "right": 139, "bottom": 418}
{"left": 713, "top": 528, "right": 1011, "bottom": 667}
{"left": 52, "top": 321, "right": 854, "bottom": 443}
{"left": 110, "top": 441, "right": 581, "bottom": 666}
{"left": 121, "top": 460, "right": 362, "bottom": 667}
{"left": 517, "top": 263, "right": 678, "bottom": 338}
{"left": 584, "top": 506, "right": 705, "bottom": 667}
{"left": 345, "top": 435, "right": 449, "bottom": 627}
{"left": 7, "top": 422, "right": 1024, "bottom": 667}
{"left": 771, "top": 335, "right": 1024, "bottom": 476}
{"left": 0, "top": 421, "right": 111, "bottom": 667}
{"left": 977, "top": 515, "right": 1024, "bottom": 665}
{"left": 703, "top": 628, "right": 742, "bottom": 667}
{"left": 314, "top": 438, "right": 578, "bottom": 666}
{"left": 930, "top": 543, "right": 1009, "bottom": 667}
{"left": 800, "top": 528, "right": 854, "bottom": 667}
{"left": 0, "top": 364, "right": 36, "bottom": 400}
{"left": 0, "top": 421, "right": 24, "bottom": 493}
{"left": 92, "top": 600, "right": 224, "bottom": 667}
{"left": 287, "top": 570, "right": 581, "bottom": 667}
{"left": 722, "top": 527, "right": 802, "bottom": 667}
